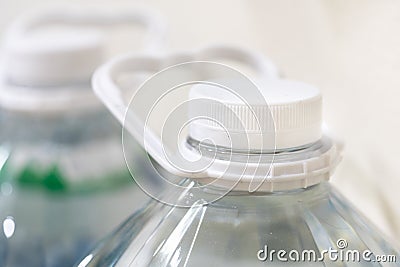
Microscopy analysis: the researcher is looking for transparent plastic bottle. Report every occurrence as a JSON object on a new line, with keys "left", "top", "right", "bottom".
{"left": 0, "top": 105, "right": 147, "bottom": 267}
{"left": 0, "top": 7, "right": 164, "bottom": 267}
{"left": 77, "top": 53, "right": 399, "bottom": 266}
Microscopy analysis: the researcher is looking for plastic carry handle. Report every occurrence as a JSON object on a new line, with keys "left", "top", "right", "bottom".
{"left": 92, "top": 45, "right": 279, "bottom": 177}
{"left": 93, "top": 45, "right": 278, "bottom": 124}
{"left": 195, "top": 45, "right": 279, "bottom": 77}
{"left": 6, "top": 6, "right": 166, "bottom": 51}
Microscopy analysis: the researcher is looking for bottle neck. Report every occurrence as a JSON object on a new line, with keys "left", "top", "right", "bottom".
{"left": 183, "top": 136, "right": 337, "bottom": 193}
{"left": 187, "top": 136, "right": 321, "bottom": 157}
{"left": 167, "top": 177, "right": 332, "bottom": 209}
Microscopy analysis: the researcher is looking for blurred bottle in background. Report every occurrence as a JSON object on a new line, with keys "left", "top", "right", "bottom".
{"left": 0, "top": 6, "right": 165, "bottom": 267}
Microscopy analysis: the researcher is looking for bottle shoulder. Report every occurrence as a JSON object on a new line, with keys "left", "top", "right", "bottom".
{"left": 79, "top": 180, "right": 400, "bottom": 266}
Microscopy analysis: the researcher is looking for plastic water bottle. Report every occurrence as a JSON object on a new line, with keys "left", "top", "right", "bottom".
{"left": 77, "top": 49, "right": 399, "bottom": 266}
{"left": 0, "top": 7, "right": 165, "bottom": 267}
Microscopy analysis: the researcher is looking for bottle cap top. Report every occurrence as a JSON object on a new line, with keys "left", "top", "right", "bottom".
{"left": 3, "top": 29, "right": 104, "bottom": 87}
{"left": 188, "top": 78, "right": 322, "bottom": 150}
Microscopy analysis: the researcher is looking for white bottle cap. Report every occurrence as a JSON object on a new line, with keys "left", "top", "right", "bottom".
{"left": 1, "top": 7, "right": 167, "bottom": 87}
{"left": 3, "top": 30, "right": 104, "bottom": 87}
{"left": 0, "top": 7, "right": 166, "bottom": 113}
{"left": 188, "top": 79, "right": 322, "bottom": 150}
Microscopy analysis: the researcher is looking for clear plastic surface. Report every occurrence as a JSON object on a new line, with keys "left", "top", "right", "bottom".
{"left": 78, "top": 179, "right": 400, "bottom": 267}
